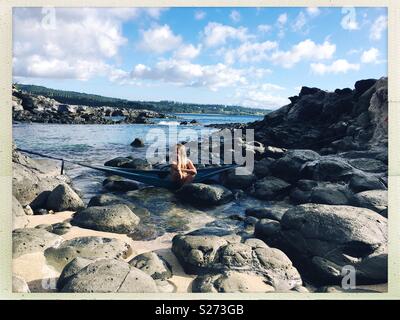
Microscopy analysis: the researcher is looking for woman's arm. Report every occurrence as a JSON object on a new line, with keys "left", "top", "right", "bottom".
{"left": 181, "top": 160, "right": 197, "bottom": 175}
{"left": 171, "top": 162, "right": 184, "bottom": 179}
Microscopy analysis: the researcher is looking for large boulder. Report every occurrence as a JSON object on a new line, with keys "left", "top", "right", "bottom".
{"left": 103, "top": 176, "right": 139, "bottom": 192}
{"left": 290, "top": 181, "right": 351, "bottom": 205}
{"left": 176, "top": 183, "right": 233, "bottom": 207}
{"left": 46, "top": 184, "right": 84, "bottom": 212}
{"left": 349, "top": 173, "right": 387, "bottom": 193}
{"left": 60, "top": 259, "right": 158, "bottom": 293}
{"left": 104, "top": 157, "right": 152, "bottom": 170}
{"left": 270, "top": 149, "right": 320, "bottom": 182}
{"left": 12, "top": 195, "right": 29, "bottom": 230}
{"left": 245, "top": 204, "right": 293, "bottom": 222}
{"left": 57, "top": 257, "right": 93, "bottom": 290}
{"left": 44, "top": 236, "right": 131, "bottom": 271}
{"left": 251, "top": 176, "right": 291, "bottom": 201}
{"left": 72, "top": 204, "right": 140, "bottom": 233}
{"left": 257, "top": 204, "right": 388, "bottom": 284}
{"left": 13, "top": 228, "right": 63, "bottom": 258}
{"left": 131, "top": 138, "right": 145, "bottom": 147}
{"left": 172, "top": 234, "right": 302, "bottom": 290}
{"left": 299, "top": 157, "right": 355, "bottom": 182}
{"left": 222, "top": 169, "right": 256, "bottom": 190}
{"left": 12, "top": 148, "right": 69, "bottom": 206}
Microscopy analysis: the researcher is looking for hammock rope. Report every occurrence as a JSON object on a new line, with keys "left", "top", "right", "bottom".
{"left": 16, "top": 148, "right": 239, "bottom": 189}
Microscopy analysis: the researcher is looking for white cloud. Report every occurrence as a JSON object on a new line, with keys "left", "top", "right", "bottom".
{"left": 277, "top": 13, "right": 288, "bottom": 26}
{"left": 311, "top": 59, "right": 360, "bottom": 75}
{"left": 120, "top": 59, "right": 271, "bottom": 92}
{"left": 270, "top": 39, "right": 336, "bottom": 68}
{"left": 341, "top": 8, "right": 359, "bottom": 30}
{"left": 257, "top": 24, "right": 272, "bottom": 33}
{"left": 139, "top": 24, "right": 182, "bottom": 54}
{"left": 230, "top": 10, "right": 241, "bottom": 23}
{"left": 221, "top": 40, "right": 278, "bottom": 64}
{"left": 370, "top": 15, "right": 387, "bottom": 41}
{"left": 292, "top": 12, "right": 307, "bottom": 33}
{"left": 306, "top": 7, "right": 321, "bottom": 17}
{"left": 202, "top": 22, "right": 252, "bottom": 47}
{"left": 13, "top": 8, "right": 145, "bottom": 80}
{"left": 194, "top": 10, "right": 206, "bottom": 20}
{"left": 174, "top": 44, "right": 201, "bottom": 60}
{"left": 234, "top": 83, "right": 289, "bottom": 109}
{"left": 361, "top": 47, "right": 380, "bottom": 64}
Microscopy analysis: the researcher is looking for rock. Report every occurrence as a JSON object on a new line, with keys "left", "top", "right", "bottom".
{"left": 251, "top": 177, "right": 291, "bottom": 201}
{"left": 352, "top": 190, "right": 387, "bottom": 216}
{"left": 104, "top": 157, "right": 133, "bottom": 167}
{"left": 264, "top": 204, "right": 388, "bottom": 284}
{"left": 57, "top": 257, "right": 93, "bottom": 290}
{"left": 299, "top": 157, "right": 355, "bottom": 182}
{"left": 13, "top": 228, "right": 63, "bottom": 258}
{"left": 12, "top": 195, "right": 29, "bottom": 230}
{"left": 30, "top": 191, "right": 51, "bottom": 210}
{"left": 123, "top": 157, "right": 152, "bottom": 170}
{"left": 271, "top": 149, "right": 320, "bottom": 182}
{"left": 264, "top": 146, "right": 287, "bottom": 159}
{"left": 245, "top": 204, "right": 292, "bottom": 222}
{"left": 172, "top": 234, "right": 302, "bottom": 290}
{"left": 72, "top": 204, "right": 140, "bottom": 233}
{"left": 254, "top": 219, "right": 281, "bottom": 240}
{"left": 35, "top": 208, "right": 49, "bottom": 215}
{"left": 103, "top": 179, "right": 139, "bottom": 192}
{"left": 223, "top": 169, "right": 256, "bottom": 189}
{"left": 12, "top": 275, "right": 30, "bottom": 293}
{"left": 129, "top": 252, "right": 172, "bottom": 281}
{"left": 44, "top": 236, "right": 131, "bottom": 271}
{"left": 253, "top": 158, "right": 274, "bottom": 178}
{"left": 60, "top": 259, "right": 158, "bottom": 293}
{"left": 348, "top": 158, "right": 387, "bottom": 173}
{"left": 192, "top": 271, "right": 275, "bottom": 293}
{"left": 51, "top": 222, "right": 72, "bottom": 235}
{"left": 12, "top": 149, "right": 69, "bottom": 206}
{"left": 131, "top": 138, "right": 145, "bottom": 147}
{"left": 176, "top": 183, "right": 233, "bottom": 207}
{"left": 349, "top": 173, "right": 386, "bottom": 193}
{"left": 316, "top": 285, "right": 380, "bottom": 293}
{"left": 45, "top": 184, "right": 84, "bottom": 212}
{"left": 355, "top": 79, "right": 377, "bottom": 97}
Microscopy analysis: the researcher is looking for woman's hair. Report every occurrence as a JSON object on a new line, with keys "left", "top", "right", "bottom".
{"left": 175, "top": 143, "right": 187, "bottom": 169}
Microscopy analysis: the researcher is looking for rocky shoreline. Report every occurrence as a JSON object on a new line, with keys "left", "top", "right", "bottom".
{"left": 12, "top": 86, "right": 167, "bottom": 124}
{"left": 12, "top": 77, "right": 388, "bottom": 293}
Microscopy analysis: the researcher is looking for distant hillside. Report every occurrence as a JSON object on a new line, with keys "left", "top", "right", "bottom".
{"left": 15, "top": 84, "right": 269, "bottom": 115}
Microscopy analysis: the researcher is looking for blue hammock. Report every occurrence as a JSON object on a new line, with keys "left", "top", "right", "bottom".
{"left": 16, "top": 148, "right": 238, "bottom": 189}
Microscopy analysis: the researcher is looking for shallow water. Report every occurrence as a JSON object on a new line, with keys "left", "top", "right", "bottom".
{"left": 13, "top": 114, "right": 261, "bottom": 232}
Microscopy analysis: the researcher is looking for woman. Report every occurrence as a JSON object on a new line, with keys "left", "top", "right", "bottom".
{"left": 170, "top": 143, "right": 197, "bottom": 186}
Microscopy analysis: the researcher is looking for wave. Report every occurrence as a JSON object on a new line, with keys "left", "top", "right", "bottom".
{"left": 158, "top": 121, "right": 181, "bottom": 126}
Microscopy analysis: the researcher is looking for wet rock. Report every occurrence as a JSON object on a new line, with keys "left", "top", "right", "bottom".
{"left": 192, "top": 271, "right": 275, "bottom": 293}
{"left": 104, "top": 157, "right": 132, "bottom": 167}
{"left": 129, "top": 252, "right": 172, "bottom": 281}
{"left": 12, "top": 275, "right": 30, "bottom": 293}
{"left": 352, "top": 190, "right": 388, "bottom": 216}
{"left": 131, "top": 138, "right": 145, "bottom": 147}
{"left": 13, "top": 228, "right": 63, "bottom": 258}
{"left": 60, "top": 259, "right": 158, "bottom": 293}
{"left": 72, "top": 204, "right": 140, "bottom": 233}
{"left": 261, "top": 204, "right": 388, "bottom": 284}
{"left": 176, "top": 183, "right": 233, "bottom": 207}
{"left": 123, "top": 157, "right": 152, "bottom": 170}
{"left": 103, "top": 178, "right": 139, "bottom": 192}
{"left": 46, "top": 184, "right": 84, "bottom": 212}
{"left": 254, "top": 158, "right": 274, "bottom": 178}
{"left": 245, "top": 204, "right": 293, "bottom": 222}
{"left": 254, "top": 219, "right": 281, "bottom": 240}
{"left": 12, "top": 195, "right": 29, "bottom": 230}
{"left": 44, "top": 236, "right": 131, "bottom": 271}
{"left": 251, "top": 177, "right": 291, "bottom": 201}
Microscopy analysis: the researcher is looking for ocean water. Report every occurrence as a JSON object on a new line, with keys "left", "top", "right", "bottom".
{"left": 13, "top": 113, "right": 263, "bottom": 201}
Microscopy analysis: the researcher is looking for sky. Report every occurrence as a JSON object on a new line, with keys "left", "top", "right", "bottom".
{"left": 12, "top": 7, "right": 388, "bottom": 109}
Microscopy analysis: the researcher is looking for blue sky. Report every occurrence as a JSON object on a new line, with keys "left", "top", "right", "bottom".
{"left": 13, "top": 7, "right": 387, "bottom": 109}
